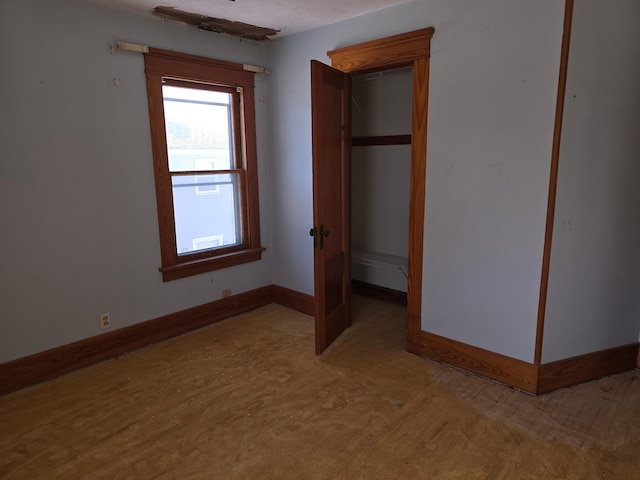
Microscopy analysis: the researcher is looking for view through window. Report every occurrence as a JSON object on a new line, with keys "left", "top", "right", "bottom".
{"left": 163, "top": 84, "right": 241, "bottom": 255}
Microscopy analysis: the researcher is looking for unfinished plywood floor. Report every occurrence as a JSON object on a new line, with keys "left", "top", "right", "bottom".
{"left": 1, "top": 297, "right": 639, "bottom": 479}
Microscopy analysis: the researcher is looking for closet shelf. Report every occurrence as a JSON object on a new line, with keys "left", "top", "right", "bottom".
{"left": 352, "top": 249, "right": 408, "bottom": 279}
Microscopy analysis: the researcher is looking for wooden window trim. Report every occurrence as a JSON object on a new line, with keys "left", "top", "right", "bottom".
{"left": 145, "top": 49, "right": 263, "bottom": 281}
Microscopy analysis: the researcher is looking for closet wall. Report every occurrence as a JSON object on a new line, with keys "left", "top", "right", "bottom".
{"left": 351, "top": 71, "right": 413, "bottom": 293}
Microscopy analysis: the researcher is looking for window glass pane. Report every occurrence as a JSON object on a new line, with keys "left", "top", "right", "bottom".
{"left": 172, "top": 173, "right": 241, "bottom": 255}
{"left": 163, "top": 85, "right": 230, "bottom": 104}
{"left": 162, "top": 85, "right": 233, "bottom": 172}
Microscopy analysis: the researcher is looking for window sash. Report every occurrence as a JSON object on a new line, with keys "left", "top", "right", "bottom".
{"left": 171, "top": 170, "right": 246, "bottom": 261}
{"left": 162, "top": 80, "right": 241, "bottom": 173}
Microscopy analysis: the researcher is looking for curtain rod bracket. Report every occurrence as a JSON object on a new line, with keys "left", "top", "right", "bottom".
{"left": 243, "top": 64, "right": 270, "bottom": 75}
{"left": 113, "top": 41, "right": 150, "bottom": 54}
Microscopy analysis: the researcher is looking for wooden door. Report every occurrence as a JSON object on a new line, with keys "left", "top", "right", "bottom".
{"left": 310, "top": 60, "right": 352, "bottom": 354}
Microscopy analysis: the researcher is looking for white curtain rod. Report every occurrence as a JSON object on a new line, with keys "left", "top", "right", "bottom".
{"left": 112, "top": 41, "right": 269, "bottom": 74}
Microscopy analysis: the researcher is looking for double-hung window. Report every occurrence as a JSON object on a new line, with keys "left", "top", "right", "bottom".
{"left": 144, "top": 49, "right": 263, "bottom": 281}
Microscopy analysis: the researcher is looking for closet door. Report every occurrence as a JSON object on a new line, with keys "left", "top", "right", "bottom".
{"left": 310, "top": 60, "right": 352, "bottom": 354}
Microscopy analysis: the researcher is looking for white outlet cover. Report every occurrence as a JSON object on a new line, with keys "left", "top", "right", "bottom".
{"left": 99, "top": 313, "right": 111, "bottom": 330}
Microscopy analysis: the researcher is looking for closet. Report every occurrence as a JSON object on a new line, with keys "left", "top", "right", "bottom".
{"left": 351, "top": 67, "right": 413, "bottom": 300}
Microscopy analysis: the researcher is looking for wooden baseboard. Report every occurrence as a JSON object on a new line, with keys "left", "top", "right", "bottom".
{"left": 0, "top": 286, "right": 274, "bottom": 395}
{"left": 415, "top": 330, "right": 639, "bottom": 395}
{"left": 4, "top": 283, "right": 634, "bottom": 397}
{"left": 406, "top": 314, "right": 422, "bottom": 355}
{"left": 417, "top": 331, "right": 538, "bottom": 394}
{"left": 352, "top": 280, "right": 407, "bottom": 306}
{"left": 537, "top": 343, "right": 639, "bottom": 394}
{"left": 272, "top": 285, "right": 314, "bottom": 316}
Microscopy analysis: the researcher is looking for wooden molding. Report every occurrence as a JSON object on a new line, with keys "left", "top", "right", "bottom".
{"left": 0, "top": 286, "right": 275, "bottom": 395}
{"left": 160, "top": 248, "right": 265, "bottom": 282}
{"left": 417, "top": 331, "right": 539, "bottom": 394}
{"left": 327, "top": 27, "right": 433, "bottom": 356}
{"left": 352, "top": 280, "right": 407, "bottom": 306}
{"left": 272, "top": 285, "right": 314, "bottom": 316}
{"left": 2, "top": 280, "right": 635, "bottom": 396}
{"left": 144, "top": 49, "right": 262, "bottom": 282}
{"left": 537, "top": 343, "right": 639, "bottom": 394}
{"left": 406, "top": 315, "right": 423, "bottom": 356}
{"left": 535, "top": 0, "right": 575, "bottom": 365}
{"left": 415, "top": 328, "right": 638, "bottom": 394}
{"left": 0, "top": 286, "right": 318, "bottom": 395}
{"left": 352, "top": 135, "right": 411, "bottom": 147}
{"left": 406, "top": 56, "right": 430, "bottom": 349}
{"left": 328, "top": 28, "right": 435, "bottom": 74}
{"left": 145, "top": 47, "right": 254, "bottom": 87}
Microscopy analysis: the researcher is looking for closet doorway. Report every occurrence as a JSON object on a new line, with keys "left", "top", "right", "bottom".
{"left": 311, "top": 27, "right": 434, "bottom": 354}
{"left": 351, "top": 67, "right": 413, "bottom": 307}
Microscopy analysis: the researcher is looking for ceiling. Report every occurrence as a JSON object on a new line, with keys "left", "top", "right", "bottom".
{"left": 82, "top": 0, "right": 415, "bottom": 39}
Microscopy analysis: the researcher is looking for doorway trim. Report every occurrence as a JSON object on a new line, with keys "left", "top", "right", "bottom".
{"left": 327, "top": 27, "right": 435, "bottom": 353}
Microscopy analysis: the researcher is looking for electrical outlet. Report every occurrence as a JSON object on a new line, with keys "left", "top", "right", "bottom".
{"left": 222, "top": 289, "right": 232, "bottom": 298}
{"left": 99, "top": 312, "right": 111, "bottom": 330}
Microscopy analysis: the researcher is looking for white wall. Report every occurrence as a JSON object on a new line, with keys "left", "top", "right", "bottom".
{"left": 0, "top": 0, "right": 272, "bottom": 363}
{"left": 542, "top": 0, "right": 640, "bottom": 362}
{"left": 7, "top": 0, "right": 613, "bottom": 367}
{"left": 421, "top": 2, "right": 563, "bottom": 362}
{"left": 268, "top": 0, "right": 563, "bottom": 362}
{"left": 352, "top": 73, "right": 412, "bottom": 292}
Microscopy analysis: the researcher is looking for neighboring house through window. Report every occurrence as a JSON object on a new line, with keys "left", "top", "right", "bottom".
{"left": 194, "top": 158, "right": 222, "bottom": 196}
{"left": 192, "top": 234, "right": 224, "bottom": 252}
{"left": 144, "top": 49, "right": 263, "bottom": 281}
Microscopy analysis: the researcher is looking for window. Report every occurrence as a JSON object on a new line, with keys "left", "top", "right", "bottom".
{"left": 144, "top": 49, "right": 263, "bottom": 281}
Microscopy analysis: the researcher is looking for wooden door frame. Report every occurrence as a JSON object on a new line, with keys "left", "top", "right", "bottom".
{"left": 327, "top": 27, "right": 434, "bottom": 353}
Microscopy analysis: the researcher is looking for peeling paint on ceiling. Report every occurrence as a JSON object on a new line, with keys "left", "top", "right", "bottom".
{"left": 80, "top": 0, "right": 415, "bottom": 38}
{"left": 153, "top": 6, "right": 279, "bottom": 41}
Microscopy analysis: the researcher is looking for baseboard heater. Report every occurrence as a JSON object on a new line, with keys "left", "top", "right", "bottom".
{"left": 352, "top": 249, "right": 408, "bottom": 278}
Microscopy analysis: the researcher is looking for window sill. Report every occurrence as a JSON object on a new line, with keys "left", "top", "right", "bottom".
{"left": 159, "top": 247, "right": 265, "bottom": 282}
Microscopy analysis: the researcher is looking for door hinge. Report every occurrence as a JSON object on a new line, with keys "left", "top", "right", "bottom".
{"left": 309, "top": 227, "right": 318, "bottom": 248}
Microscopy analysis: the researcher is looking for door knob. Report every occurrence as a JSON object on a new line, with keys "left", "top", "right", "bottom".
{"left": 310, "top": 225, "right": 330, "bottom": 249}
